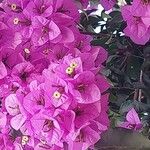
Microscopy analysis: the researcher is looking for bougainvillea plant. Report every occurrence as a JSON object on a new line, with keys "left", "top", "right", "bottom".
{"left": 0, "top": 0, "right": 150, "bottom": 149}
{"left": 80, "top": 0, "right": 150, "bottom": 143}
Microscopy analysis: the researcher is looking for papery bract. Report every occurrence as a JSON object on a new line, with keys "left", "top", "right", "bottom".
{"left": 69, "top": 71, "right": 101, "bottom": 104}
{"left": 100, "top": 0, "right": 116, "bottom": 11}
{"left": 119, "top": 108, "right": 142, "bottom": 131}
{"left": 121, "top": 1, "right": 150, "bottom": 45}
{"left": 0, "top": 61, "right": 7, "bottom": 79}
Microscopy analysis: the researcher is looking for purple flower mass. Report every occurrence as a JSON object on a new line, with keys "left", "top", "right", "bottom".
{"left": 0, "top": 0, "right": 110, "bottom": 149}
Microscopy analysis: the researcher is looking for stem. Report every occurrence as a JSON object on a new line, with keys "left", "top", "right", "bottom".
{"left": 111, "top": 87, "right": 135, "bottom": 90}
{"left": 119, "top": 55, "right": 128, "bottom": 70}
{"left": 134, "top": 89, "right": 139, "bottom": 100}
{"left": 80, "top": 31, "right": 110, "bottom": 37}
{"left": 138, "top": 70, "right": 143, "bottom": 101}
{"left": 95, "top": 146, "right": 142, "bottom": 149}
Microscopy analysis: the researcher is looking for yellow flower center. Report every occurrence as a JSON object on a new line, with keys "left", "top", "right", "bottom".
{"left": 22, "top": 135, "right": 29, "bottom": 145}
{"left": 24, "top": 48, "right": 30, "bottom": 54}
{"left": 40, "top": 139, "right": 47, "bottom": 145}
{"left": 70, "top": 62, "right": 78, "bottom": 69}
{"left": 66, "top": 67, "right": 74, "bottom": 75}
{"left": 53, "top": 91, "right": 61, "bottom": 99}
{"left": 77, "top": 40, "right": 83, "bottom": 49}
{"left": 13, "top": 18, "right": 19, "bottom": 25}
{"left": 43, "top": 49, "right": 49, "bottom": 55}
{"left": 11, "top": 3, "right": 17, "bottom": 10}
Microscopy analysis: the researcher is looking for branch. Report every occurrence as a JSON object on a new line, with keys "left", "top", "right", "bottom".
{"left": 80, "top": 31, "right": 110, "bottom": 37}
{"left": 138, "top": 70, "right": 143, "bottom": 101}
{"left": 95, "top": 146, "right": 147, "bottom": 150}
{"left": 111, "top": 87, "right": 135, "bottom": 90}
{"left": 134, "top": 89, "right": 139, "bottom": 100}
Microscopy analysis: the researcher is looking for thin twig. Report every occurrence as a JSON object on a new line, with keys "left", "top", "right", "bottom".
{"left": 80, "top": 31, "right": 110, "bottom": 37}
{"left": 119, "top": 55, "right": 128, "bottom": 70}
{"left": 134, "top": 89, "right": 139, "bottom": 100}
{"left": 95, "top": 146, "right": 141, "bottom": 149}
{"left": 138, "top": 70, "right": 143, "bottom": 102}
{"left": 111, "top": 87, "right": 135, "bottom": 90}
{"left": 131, "top": 54, "right": 144, "bottom": 60}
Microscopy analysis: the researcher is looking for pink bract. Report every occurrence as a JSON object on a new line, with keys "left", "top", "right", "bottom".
{"left": 121, "top": 0, "right": 150, "bottom": 45}
{"left": 118, "top": 108, "right": 142, "bottom": 131}
{"left": 100, "top": 0, "right": 116, "bottom": 11}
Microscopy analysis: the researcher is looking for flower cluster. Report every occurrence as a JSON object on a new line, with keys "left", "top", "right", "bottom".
{"left": 121, "top": 0, "right": 150, "bottom": 45}
{"left": 0, "top": 0, "right": 109, "bottom": 149}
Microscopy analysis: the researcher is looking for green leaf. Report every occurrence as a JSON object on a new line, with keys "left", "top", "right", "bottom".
{"left": 91, "top": 36, "right": 110, "bottom": 47}
{"left": 119, "top": 100, "right": 133, "bottom": 114}
{"left": 126, "top": 56, "right": 142, "bottom": 80}
{"left": 101, "top": 10, "right": 111, "bottom": 19}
